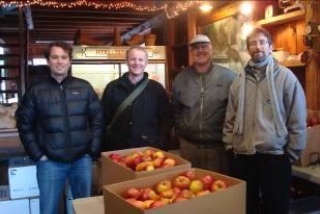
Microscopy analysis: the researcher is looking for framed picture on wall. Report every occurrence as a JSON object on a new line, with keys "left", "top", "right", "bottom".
{"left": 204, "top": 17, "right": 250, "bottom": 73}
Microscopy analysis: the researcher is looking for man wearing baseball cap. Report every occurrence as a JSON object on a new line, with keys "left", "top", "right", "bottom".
{"left": 172, "top": 34, "right": 236, "bottom": 174}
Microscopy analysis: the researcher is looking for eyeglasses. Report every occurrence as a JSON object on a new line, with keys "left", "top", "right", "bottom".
{"left": 248, "top": 40, "right": 269, "bottom": 47}
{"left": 191, "top": 43, "right": 211, "bottom": 51}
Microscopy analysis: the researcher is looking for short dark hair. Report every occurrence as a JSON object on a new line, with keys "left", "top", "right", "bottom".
{"left": 246, "top": 26, "right": 272, "bottom": 48}
{"left": 125, "top": 46, "right": 148, "bottom": 61}
{"left": 44, "top": 41, "right": 72, "bottom": 60}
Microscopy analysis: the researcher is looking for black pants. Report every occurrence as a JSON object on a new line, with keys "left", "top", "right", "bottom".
{"left": 230, "top": 153, "right": 291, "bottom": 214}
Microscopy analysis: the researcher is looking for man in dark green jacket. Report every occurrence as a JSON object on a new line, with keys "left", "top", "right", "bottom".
{"left": 172, "top": 34, "right": 236, "bottom": 174}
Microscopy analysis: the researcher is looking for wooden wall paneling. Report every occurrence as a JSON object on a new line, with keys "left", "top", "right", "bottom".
{"left": 296, "top": 19, "right": 307, "bottom": 54}
{"left": 267, "top": 19, "right": 305, "bottom": 54}
{"left": 197, "top": 2, "right": 241, "bottom": 26}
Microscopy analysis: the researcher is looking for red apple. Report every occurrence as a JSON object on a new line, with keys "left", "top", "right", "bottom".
{"left": 128, "top": 200, "right": 148, "bottom": 210}
{"left": 172, "top": 187, "right": 181, "bottom": 199}
{"left": 152, "top": 157, "right": 164, "bottom": 168}
{"left": 182, "top": 170, "right": 197, "bottom": 180}
{"left": 211, "top": 179, "right": 227, "bottom": 192}
{"left": 172, "top": 175, "right": 191, "bottom": 189}
{"left": 196, "top": 190, "right": 211, "bottom": 197}
{"left": 155, "top": 180, "right": 172, "bottom": 193}
{"left": 149, "top": 200, "right": 166, "bottom": 209}
{"left": 201, "top": 175, "right": 214, "bottom": 190}
{"left": 135, "top": 161, "right": 150, "bottom": 172}
{"left": 123, "top": 187, "right": 141, "bottom": 199}
{"left": 172, "top": 197, "right": 188, "bottom": 203}
{"left": 159, "top": 189, "right": 174, "bottom": 199}
{"left": 124, "top": 155, "right": 135, "bottom": 167}
{"left": 143, "top": 148, "right": 155, "bottom": 158}
{"left": 145, "top": 162, "right": 155, "bottom": 171}
{"left": 108, "top": 153, "right": 122, "bottom": 161}
{"left": 140, "top": 188, "right": 159, "bottom": 201}
{"left": 189, "top": 179, "right": 204, "bottom": 194}
{"left": 131, "top": 156, "right": 144, "bottom": 169}
{"left": 143, "top": 200, "right": 155, "bottom": 208}
{"left": 160, "top": 158, "right": 176, "bottom": 168}
{"left": 125, "top": 198, "right": 137, "bottom": 203}
{"left": 159, "top": 197, "right": 171, "bottom": 205}
{"left": 178, "top": 189, "right": 195, "bottom": 199}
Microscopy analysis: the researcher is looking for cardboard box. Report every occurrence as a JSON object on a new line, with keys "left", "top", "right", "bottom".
{"left": 8, "top": 157, "right": 39, "bottom": 199}
{"left": 73, "top": 196, "right": 104, "bottom": 214}
{"left": 0, "top": 185, "right": 10, "bottom": 201}
{"left": 103, "top": 168, "right": 246, "bottom": 214}
{"left": 100, "top": 147, "right": 191, "bottom": 186}
{"left": 295, "top": 124, "right": 320, "bottom": 166}
{"left": 0, "top": 198, "right": 29, "bottom": 214}
{"left": 29, "top": 198, "right": 39, "bottom": 214}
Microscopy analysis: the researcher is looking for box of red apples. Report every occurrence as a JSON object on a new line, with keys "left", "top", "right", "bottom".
{"left": 100, "top": 147, "right": 191, "bottom": 186}
{"left": 103, "top": 168, "right": 246, "bottom": 214}
{"left": 295, "top": 110, "right": 320, "bottom": 166}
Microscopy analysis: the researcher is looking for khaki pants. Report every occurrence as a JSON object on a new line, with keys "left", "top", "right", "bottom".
{"left": 179, "top": 137, "right": 229, "bottom": 175}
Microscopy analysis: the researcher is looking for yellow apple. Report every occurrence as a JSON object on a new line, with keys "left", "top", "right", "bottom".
{"left": 189, "top": 180, "right": 204, "bottom": 194}
{"left": 152, "top": 151, "right": 165, "bottom": 159}
{"left": 155, "top": 180, "right": 172, "bottom": 194}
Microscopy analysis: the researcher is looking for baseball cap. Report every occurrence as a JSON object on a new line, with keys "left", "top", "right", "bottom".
{"left": 189, "top": 34, "right": 211, "bottom": 46}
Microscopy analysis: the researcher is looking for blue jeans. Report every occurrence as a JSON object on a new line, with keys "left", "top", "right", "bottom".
{"left": 37, "top": 155, "right": 92, "bottom": 214}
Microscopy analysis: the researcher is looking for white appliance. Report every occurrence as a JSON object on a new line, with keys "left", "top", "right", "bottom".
{"left": 71, "top": 46, "right": 167, "bottom": 99}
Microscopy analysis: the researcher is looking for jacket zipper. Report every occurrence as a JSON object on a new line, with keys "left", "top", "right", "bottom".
{"left": 199, "top": 75, "right": 205, "bottom": 142}
{"left": 60, "top": 84, "right": 71, "bottom": 156}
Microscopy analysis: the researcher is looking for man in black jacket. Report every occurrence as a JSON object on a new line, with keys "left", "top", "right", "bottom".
{"left": 17, "top": 41, "right": 103, "bottom": 214}
{"left": 101, "top": 46, "right": 173, "bottom": 151}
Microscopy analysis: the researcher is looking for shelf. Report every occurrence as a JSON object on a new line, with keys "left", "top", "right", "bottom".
{"left": 0, "top": 76, "right": 20, "bottom": 81}
{"left": 280, "top": 59, "right": 304, "bottom": 68}
{"left": 256, "top": 10, "right": 305, "bottom": 27}
{"left": 0, "top": 43, "right": 20, "bottom": 48}
{"left": 0, "top": 54, "right": 20, "bottom": 59}
{"left": 0, "top": 65, "right": 19, "bottom": 69}
{"left": 172, "top": 43, "right": 188, "bottom": 48}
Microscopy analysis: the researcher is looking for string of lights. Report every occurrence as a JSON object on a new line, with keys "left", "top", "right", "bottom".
{"left": 0, "top": 1, "right": 203, "bottom": 18}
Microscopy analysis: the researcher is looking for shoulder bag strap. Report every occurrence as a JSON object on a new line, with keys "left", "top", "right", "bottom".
{"left": 107, "top": 78, "right": 149, "bottom": 131}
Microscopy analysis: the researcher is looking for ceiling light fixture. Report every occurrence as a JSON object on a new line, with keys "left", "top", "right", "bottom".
{"left": 199, "top": 3, "right": 213, "bottom": 12}
{"left": 239, "top": 1, "right": 253, "bottom": 16}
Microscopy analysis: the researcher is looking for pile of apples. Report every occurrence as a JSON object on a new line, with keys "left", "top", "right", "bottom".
{"left": 121, "top": 170, "right": 228, "bottom": 210}
{"left": 108, "top": 148, "right": 176, "bottom": 172}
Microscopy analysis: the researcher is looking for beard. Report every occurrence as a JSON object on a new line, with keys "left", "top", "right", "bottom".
{"left": 252, "top": 52, "right": 270, "bottom": 63}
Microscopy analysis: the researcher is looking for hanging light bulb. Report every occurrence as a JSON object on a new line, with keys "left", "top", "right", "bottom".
{"left": 239, "top": 1, "right": 253, "bottom": 16}
{"left": 199, "top": 3, "right": 213, "bottom": 13}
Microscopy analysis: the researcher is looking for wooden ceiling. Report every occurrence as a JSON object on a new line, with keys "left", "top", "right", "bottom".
{"left": 0, "top": 1, "right": 234, "bottom": 47}
{"left": 0, "top": 1, "right": 169, "bottom": 46}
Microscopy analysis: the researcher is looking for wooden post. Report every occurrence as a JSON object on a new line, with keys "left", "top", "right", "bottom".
{"left": 187, "top": 10, "right": 197, "bottom": 65}
{"left": 305, "top": 1, "right": 320, "bottom": 110}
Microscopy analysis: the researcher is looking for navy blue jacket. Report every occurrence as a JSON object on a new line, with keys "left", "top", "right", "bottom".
{"left": 17, "top": 75, "right": 103, "bottom": 163}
